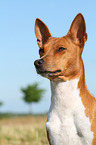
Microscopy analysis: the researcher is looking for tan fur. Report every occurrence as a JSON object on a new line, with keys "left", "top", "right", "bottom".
{"left": 78, "top": 59, "right": 96, "bottom": 144}
{"left": 34, "top": 13, "right": 96, "bottom": 145}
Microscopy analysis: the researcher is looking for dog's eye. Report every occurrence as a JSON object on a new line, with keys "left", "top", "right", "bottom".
{"left": 39, "top": 48, "right": 44, "bottom": 53}
{"left": 57, "top": 47, "right": 66, "bottom": 52}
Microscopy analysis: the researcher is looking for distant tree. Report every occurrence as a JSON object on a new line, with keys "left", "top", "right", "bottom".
{"left": 0, "top": 102, "right": 3, "bottom": 112}
{"left": 21, "top": 83, "right": 45, "bottom": 114}
{"left": 0, "top": 102, "right": 3, "bottom": 107}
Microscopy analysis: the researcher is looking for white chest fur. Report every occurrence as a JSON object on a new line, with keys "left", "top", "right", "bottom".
{"left": 46, "top": 79, "right": 93, "bottom": 145}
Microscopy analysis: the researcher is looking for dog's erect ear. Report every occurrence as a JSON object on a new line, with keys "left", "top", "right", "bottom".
{"left": 68, "top": 13, "right": 88, "bottom": 47}
{"left": 35, "top": 18, "right": 51, "bottom": 48}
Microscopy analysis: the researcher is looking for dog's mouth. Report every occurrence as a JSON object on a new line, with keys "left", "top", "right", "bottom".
{"left": 36, "top": 69, "right": 61, "bottom": 77}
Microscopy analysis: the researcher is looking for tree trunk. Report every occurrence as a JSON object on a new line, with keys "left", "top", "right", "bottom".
{"left": 29, "top": 103, "right": 32, "bottom": 114}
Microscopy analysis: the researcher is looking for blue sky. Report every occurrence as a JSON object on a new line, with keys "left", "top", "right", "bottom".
{"left": 0, "top": 0, "right": 96, "bottom": 114}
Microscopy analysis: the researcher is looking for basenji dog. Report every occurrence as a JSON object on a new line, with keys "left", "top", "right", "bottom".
{"left": 34, "top": 13, "right": 96, "bottom": 145}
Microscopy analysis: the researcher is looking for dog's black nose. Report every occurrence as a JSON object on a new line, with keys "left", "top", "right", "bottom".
{"left": 34, "top": 59, "right": 44, "bottom": 68}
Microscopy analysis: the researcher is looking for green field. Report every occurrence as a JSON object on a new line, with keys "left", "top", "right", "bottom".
{"left": 0, "top": 115, "right": 49, "bottom": 145}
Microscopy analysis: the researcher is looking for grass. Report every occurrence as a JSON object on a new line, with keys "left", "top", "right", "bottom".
{"left": 0, "top": 115, "right": 49, "bottom": 145}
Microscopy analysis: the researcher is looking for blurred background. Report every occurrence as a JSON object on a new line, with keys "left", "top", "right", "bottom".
{"left": 0, "top": 0, "right": 96, "bottom": 114}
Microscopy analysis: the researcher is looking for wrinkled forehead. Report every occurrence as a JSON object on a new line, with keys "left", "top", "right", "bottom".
{"left": 44, "top": 36, "right": 71, "bottom": 51}
{"left": 43, "top": 37, "right": 57, "bottom": 50}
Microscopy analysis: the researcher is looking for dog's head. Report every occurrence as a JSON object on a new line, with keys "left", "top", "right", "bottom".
{"left": 34, "top": 13, "right": 87, "bottom": 81}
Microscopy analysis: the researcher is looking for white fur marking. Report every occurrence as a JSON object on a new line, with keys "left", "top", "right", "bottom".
{"left": 46, "top": 79, "right": 93, "bottom": 145}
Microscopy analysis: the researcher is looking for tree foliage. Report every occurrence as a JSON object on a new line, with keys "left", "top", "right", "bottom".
{"left": 0, "top": 102, "right": 3, "bottom": 107}
{"left": 21, "top": 83, "right": 45, "bottom": 104}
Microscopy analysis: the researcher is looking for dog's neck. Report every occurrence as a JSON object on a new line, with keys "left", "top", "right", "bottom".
{"left": 50, "top": 58, "right": 83, "bottom": 101}
{"left": 50, "top": 78, "right": 80, "bottom": 110}
{"left": 49, "top": 61, "right": 87, "bottom": 116}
